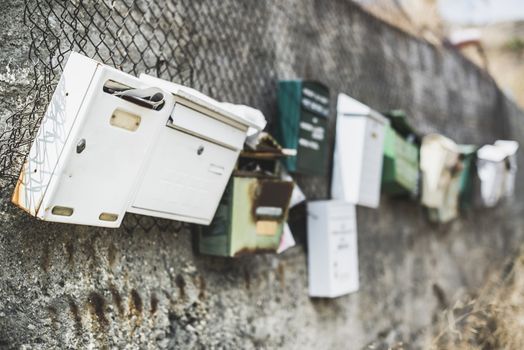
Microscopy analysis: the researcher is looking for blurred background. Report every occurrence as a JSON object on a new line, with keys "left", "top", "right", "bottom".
{"left": 356, "top": 0, "right": 524, "bottom": 108}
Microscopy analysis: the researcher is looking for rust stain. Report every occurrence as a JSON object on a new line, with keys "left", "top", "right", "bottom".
{"left": 109, "top": 285, "right": 124, "bottom": 317}
{"left": 276, "top": 262, "right": 285, "bottom": 288}
{"left": 46, "top": 305, "right": 59, "bottom": 330}
{"left": 41, "top": 242, "right": 50, "bottom": 273}
{"left": 68, "top": 298, "right": 82, "bottom": 334}
{"left": 65, "top": 240, "right": 74, "bottom": 267}
{"left": 198, "top": 276, "right": 206, "bottom": 300}
{"left": 107, "top": 243, "right": 118, "bottom": 268}
{"left": 233, "top": 247, "right": 277, "bottom": 257}
{"left": 249, "top": 179, "right": 294, "bottom": 222}
{"left": 243, "top": 267, "right": 251, "bottom": 290}
{"left": 150, "top": 293, "right": 159, "bottom": 315}
{"left": 175, "top": 275, "right": 186, "bottom": 299}
{"left": 87, "top": 291, "right": 108, "bottom": 327}
{"left": 129, "top": 289, "right": 143, "bottom": 317}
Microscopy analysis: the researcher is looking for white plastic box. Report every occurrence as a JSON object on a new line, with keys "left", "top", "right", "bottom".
{"left": 331, "top": 93, "right": 389, "bottom": 208}
{"left": 130, "top": 74, "right": 264, "bottom": 225}
{"left": 13, "top": 52, "right": 174, "bottom": 227}
{"left": 307, "top": 200, "right": 359, "bottom": 298}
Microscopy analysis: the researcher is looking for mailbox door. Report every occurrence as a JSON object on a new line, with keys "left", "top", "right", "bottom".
{"left": 129, "top": 124, "right": 240, "bottom": 225}
{"left": 276, "top": 81, "right": 330, "bottom": 175}
{"left": 276, "top": 81, "right": 301, "bottom": 172}
{"left": 31, "top": 63, "right": 173, "bottom": 227}
{"left": 394, "top": 136, "right": 419, "bottom": 194}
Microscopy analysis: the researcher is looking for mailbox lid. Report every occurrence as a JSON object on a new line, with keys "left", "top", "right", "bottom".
{"left": 276, "top": 80, "right": 330, "bottom": 175}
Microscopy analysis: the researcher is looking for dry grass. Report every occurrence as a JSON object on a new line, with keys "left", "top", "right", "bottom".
{"left": 430, "top": 251, "right": 524, "bottom": 349}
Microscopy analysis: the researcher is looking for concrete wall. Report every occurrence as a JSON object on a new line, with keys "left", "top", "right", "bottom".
{"left": 1, "top": 0, "right": 523, "bottom": 349}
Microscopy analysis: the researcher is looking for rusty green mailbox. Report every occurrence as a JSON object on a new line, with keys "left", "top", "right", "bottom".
{"left": 381, "top": 110, "right": 420, "bottom": 196}
{"left": 275, "top": 80, "right": 330, "bottom": 175}
{"left": 198, "top": 134, "right": 294, "bottom": 257}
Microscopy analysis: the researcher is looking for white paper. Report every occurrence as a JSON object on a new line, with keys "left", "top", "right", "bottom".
{"left": 277, "top": 223, "right": 296, "bottom": 254}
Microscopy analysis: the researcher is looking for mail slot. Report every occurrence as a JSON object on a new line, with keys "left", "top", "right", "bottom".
{"left": 275, "top": 80, "right": 330, "bottom": 175}
{"left": 128, "top": 75, "right": 264, "bottom": 225}
{"left": 381, "top": 110, "right": 420, "bottom": 196}
{"left": 476, "top": 140, "right": 519, "bottom": 207}
{"left": 420, "top": 134, "right": 464, "bottom": 223}
{"left": 331, "top": 93, "right": 389, "bottom": 208}
{"left": 307, "top": 200, "right": 359, "bottom": 298}
{"left": 12, "top": 52, "right": 174, "bottom": 227}
{"left": 199, "top": 133, "right": 294, "bottom": 257}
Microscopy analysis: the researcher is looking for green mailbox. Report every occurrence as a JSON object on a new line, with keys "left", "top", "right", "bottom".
{"left": 381, "top": 110, "right": 420, "bottom": 196}
{"left": 275, "top": 80, "right": 330, "bottom": 175}
{"left": 458, "top": 145, "right": 478, "bottom": 209}
{"left": 199, "top": 133, "right": 294, "bottom": 257}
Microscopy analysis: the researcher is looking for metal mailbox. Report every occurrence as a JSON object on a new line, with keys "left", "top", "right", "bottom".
{"left": 381, "top": 110, "right": 420, "bottom": 196}
{"left": 420, "top": 134, "right": 464, "bottom": 223}
{"left": 476, "top": 140, "right": 519, "bottom": 207}
{"left": 458, "top": 145, "right": 478, "bottom": 209}
{"left": 331, "top": 93, "right": 389, "bottom": 208}
{"left": 12, "top": 52, "right": 174, "bottom": 227}
{"left": 307, "top": 200, "right": 359, "bottom": 298}
{"left": 129, "top": 74, "right": 264, "bottom": 225}
{"left": 275, "top": 80, "right": 330, "bottom": 175}
{"left": 199, "top": 134, "right": 294, "bottom": 257}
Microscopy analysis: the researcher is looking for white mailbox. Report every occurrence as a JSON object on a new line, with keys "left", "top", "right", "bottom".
{"left": 130, "top": 74, "right": 264, "bottom": 225}
{"left": 12, "top": 52, "right": 174, "bottom": 227}
{"left": 477, "top": 140, "right": 519, "bottom": 207}
{"left": 307, "top": 200, "right": 359, "bottom": 298}
{"left": 331, "top": 93, "right": 389, "bottom": 208}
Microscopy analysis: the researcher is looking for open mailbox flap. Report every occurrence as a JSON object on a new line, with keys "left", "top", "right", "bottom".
{"left": 12, "top": 52, "right": 175, "bottom": 227}
{"left": 128, "top": 74, "right": 267, "bottom": 225}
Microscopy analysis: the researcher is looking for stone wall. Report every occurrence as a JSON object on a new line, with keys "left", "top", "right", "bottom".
{"left": 0, "top": 0, "right": 523, "bottom": 349}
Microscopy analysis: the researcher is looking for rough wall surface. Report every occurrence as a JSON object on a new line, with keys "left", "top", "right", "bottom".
{"left": 0, "top": 0, "right": 523, "bottom": 349}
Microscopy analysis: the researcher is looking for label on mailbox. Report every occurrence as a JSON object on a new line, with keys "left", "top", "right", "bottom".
{"left": 276, "top": 80, "right": 330, "bottom": 175}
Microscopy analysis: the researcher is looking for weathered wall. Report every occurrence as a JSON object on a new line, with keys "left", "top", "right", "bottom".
{"left": 1, "top": 1, "right": 524, "bottom": 349}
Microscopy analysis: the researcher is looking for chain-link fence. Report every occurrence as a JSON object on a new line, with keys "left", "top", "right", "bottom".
{"left": 0, "top": 0, "right": 502, "bottom": 232}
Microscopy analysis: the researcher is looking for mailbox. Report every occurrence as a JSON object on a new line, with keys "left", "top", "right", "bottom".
{"left": 476, "top": 140, "right": 519, "bottom": 207}
{"left": 130, "top": 74, "right": 264, "bottom": 225}
{"left": 420, "top": 134, "right": 464, "bottom": 223}
{"left": 381, "top": 110, "right": 420, "bottom": 196}
{"left": 307, "top": 200, "right": 359, "bottom": 298}
{"left": 275, "top": 80, "right": 330, "bottom": 175}
{"left": 12, "top": 52, "right": 174, "bottom": 227}
{"left": 458, "top": 145, "right": 477, "bottom": 209}
{"left": 495, "top": 140, "right": 519, "bottom": 199}
{"left": 331, "top": 93, "right": 389, "bottom": 208}
{"left": 199, "top": 133, "right": 294, "bottom": 257}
